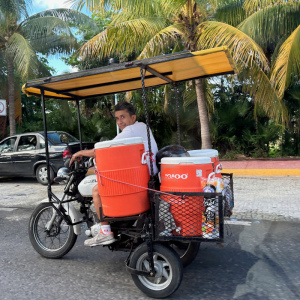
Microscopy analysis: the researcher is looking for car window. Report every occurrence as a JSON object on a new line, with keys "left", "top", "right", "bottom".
{"left": 17, "top": 135, "right": 37, "bottom": 152}
{"left": 39, "top": 136, "right": 45, "bottom": 149}
{"left": 46, "top": 132, "right": 79, "bottom": 145}
{"left": 0, "top": 137, "right": 17, "bottom": 153}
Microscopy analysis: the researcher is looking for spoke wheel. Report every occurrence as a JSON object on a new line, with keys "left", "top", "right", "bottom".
{"left": 28, "top": 203, "right": 77, "bottom": 258}
{"left": 129, "top": 243, "right": 182, "bottom": 298}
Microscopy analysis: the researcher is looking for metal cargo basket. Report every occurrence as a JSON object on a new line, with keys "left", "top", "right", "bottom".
{"left": 154, "top": 173, "right": 234, "bottom": 242}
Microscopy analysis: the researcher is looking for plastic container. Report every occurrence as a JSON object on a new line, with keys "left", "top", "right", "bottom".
{"left": 94, "top": 137, "right": 150, "bottom": 217}
{"left": 160, "top": 157, "right": 213, "bottom": 192}
{"left": 188, "top": 149, "right": 222, "bottom": 178}
{"left": 160, "top": 157, "right": 214, "bottom": 236}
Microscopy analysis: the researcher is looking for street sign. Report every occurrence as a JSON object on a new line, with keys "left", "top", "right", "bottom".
{"left": 0, "top": 100, "right": 7, "bottom": 116}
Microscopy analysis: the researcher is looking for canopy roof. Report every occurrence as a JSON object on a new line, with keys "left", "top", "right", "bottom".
{"left": 22, "top": 47, "right": 237, "bottom": 100}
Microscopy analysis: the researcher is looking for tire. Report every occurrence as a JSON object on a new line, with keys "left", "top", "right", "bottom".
{"left": 28, "top": 202, "right": 77, "bottom": 259}
{"left": 169, "top": 241, "right": 200, "bottom": 267}
{"left": 129, "top": 243, "right": 183, "bottom": 298}
{"left": 36, "top": 164, "right": 54, "bottom": 185}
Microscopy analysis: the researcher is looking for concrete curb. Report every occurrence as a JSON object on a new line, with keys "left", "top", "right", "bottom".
{"left": 221, "top": 159, "right": 300, "bottom": 176}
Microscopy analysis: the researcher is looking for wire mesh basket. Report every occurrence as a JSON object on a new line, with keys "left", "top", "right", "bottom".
{"left": 154, "top": 173, "right": 234, "bottom": 242}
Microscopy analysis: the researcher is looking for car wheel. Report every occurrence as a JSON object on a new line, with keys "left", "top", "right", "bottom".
{"left": 36, "top": 164, "right": 54, "bottom": 185}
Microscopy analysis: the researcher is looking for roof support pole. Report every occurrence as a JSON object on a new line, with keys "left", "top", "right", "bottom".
{"left": 173, "top": 83, "right": 181, "bottom": 145}
{"left": 41, "top": 89, "right": 52, "bottom": 197}
{"left": 75, "top": 99, "right": 83, "bottom": 150}
{"left": 144, "top": 65, "right": 173, "bottom": 84}
{"left": 140, "top": 67, "right": 154, "bottom": 177}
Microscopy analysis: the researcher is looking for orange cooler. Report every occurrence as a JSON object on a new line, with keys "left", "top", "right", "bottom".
{"left": 188, "top": 149, "right": 222, "bottom": 178}
{"left": 160, "top": 157, "right": 213, "bottom": 192}
{"left": 94, "top": 137, "right": 150, "bottom": 217}
{"left": 160, "top": 157, "right": 213, "bottom": 236}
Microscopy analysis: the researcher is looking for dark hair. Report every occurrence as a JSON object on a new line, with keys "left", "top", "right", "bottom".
{"left": 114, "top": 101, "right": 136, "bottom": 116}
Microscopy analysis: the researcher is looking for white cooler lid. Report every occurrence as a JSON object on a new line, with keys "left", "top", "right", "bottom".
{"left": 188, "top": 149, "right": 218, "bottom": 158}
{"left": 95, "top": 137, "right": 143, "bottom": 149}
{"left": 161, "top": 156, "right": 211, "bottom": 165}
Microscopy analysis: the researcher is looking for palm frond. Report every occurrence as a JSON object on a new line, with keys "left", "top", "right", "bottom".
{"left": 238, "top": 3, "right": 300, "bottom": 51}
{"left": 214, "top": 0, "right": 247, "bottom": 27}
{"left": 21, "top": 16, "right": 72, "bottom": 38}
{"left": 21, "top": 16, "right": 77, "bottom": 54}
{"left": 270, "top": 25, "right": 300, "bottom": 99}
{"left": 196, "top": 21, "right": 269, "bottom": 71}
{"left": 0, "top": 0, "right": 30, "bottom": 20}
{"left": 160, "top": 0, "right": 192, "bottom": 17}
{"left": 70, "top": 0, "right": 161, "bottom": 15}
{"left": 243, "top": 0, "right": 296, "bottom": 14}
{"left": 183, "top": 86, "right": 197, "bottom": 108}
{"left": 138, "top": 24, "right": 183, "bottom": 59}
{"left": 239, "top": 63, "right": 288, "bottom": 124}
{"left": 80, "top": 17, "right": 169, "bottom": 59}
{"left": 67, "top": 0, "right": 111, "bottom": 12}
{"left": 6, "top": 32, "right": 50, "bottom": 79}
{"left": 112, "top": 0, "right": 163, "bottom": 18}
{"left": 26, "top": 8, "right": 99, "bottom": 33}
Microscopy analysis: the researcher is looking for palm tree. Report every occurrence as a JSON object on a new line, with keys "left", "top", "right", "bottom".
{"left": 239, "top": 0, "right": 300, "bottom": 112}
{"left": 211, "top": 0, "right": 300, "bottom": 122}
{"left": 71, "top": 0, "right": 269, "bottom": 149}
{"left": 0, "top": 0, "right": 97, "bottom": 136}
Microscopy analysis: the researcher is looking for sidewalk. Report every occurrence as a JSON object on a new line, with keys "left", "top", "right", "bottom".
{"left": 230, "top": 176, "right": 300, "bottom": 222}
{"left": 221, "top": 159, "right": 300, "bottom": 176}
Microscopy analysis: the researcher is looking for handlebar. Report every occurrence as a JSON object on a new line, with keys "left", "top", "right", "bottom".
{"left": 67, "top": 156, "right": 94, "bottom": 172}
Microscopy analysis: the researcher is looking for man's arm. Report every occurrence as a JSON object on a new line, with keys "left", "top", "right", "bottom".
{"left": 69, "top": 149, "right": 95, "bottom": 166}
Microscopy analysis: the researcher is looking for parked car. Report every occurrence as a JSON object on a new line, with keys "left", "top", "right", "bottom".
{"left": 0, "top": 131, "right": 94, "bottom": 185}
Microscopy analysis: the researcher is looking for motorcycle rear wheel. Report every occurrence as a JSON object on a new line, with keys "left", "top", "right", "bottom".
{"left": 28, "top": 202, "right": 77, "bottom": 259}
{"left": 169, "top": 241, "right": 200, "bottom": 267}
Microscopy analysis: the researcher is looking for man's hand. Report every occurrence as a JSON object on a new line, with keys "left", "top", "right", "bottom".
{"left": 69, "top": 149, "right": 95, "bottom": 166}
{"left": 69, "top": 152, "right": 83, "bottom": 166}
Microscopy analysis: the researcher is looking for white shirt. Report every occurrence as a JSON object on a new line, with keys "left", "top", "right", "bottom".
{"left": 114, "top": 121, "right": 158, "bottom": 175}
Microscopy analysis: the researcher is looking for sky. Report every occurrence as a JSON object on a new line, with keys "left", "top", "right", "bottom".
{"left": 31, "top": 0, "right": 88, "bottom": 75}
{"left": 31, "top": 0, "right": 72, "bottom": 11}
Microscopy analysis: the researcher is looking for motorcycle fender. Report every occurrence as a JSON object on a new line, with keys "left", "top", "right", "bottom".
{"left": 40, "top": 199, "right": 82, "bottom": 235}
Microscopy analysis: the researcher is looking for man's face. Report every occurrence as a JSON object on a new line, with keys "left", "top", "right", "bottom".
{"left": 114, "top": 109, "right": 136, "bottom": 131}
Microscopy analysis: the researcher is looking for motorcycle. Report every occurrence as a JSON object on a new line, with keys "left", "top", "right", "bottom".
{"left": 24, "top": 47, "right": 236, "bottom": 298}
{"left": 28, "top": 156, "right": 203, "bottom": 298}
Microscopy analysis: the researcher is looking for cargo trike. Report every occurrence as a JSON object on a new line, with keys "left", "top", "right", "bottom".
{"left": 23, "top": 47, "right": 236, "bottom": 298}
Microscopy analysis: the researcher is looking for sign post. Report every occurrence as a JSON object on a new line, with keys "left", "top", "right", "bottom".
{"left": 0, "top": 99, "right": 7, "bottom": 116}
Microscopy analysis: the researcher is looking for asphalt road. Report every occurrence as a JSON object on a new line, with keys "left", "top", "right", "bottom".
{"left": 1, "top": 206, "right": 300, "bottom": 300}
{"left": 1, "top": 176, "right": 300, "bottom": 299}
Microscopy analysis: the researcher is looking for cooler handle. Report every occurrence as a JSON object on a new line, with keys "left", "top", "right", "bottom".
{"left": 207, "top": 172, "right": 215, "bottom": 182}
{"left": 141, "top": 152, "right": 148, "bottom": 164}
{"left": 215, "top": 163, "right": 222, "bottom": 173}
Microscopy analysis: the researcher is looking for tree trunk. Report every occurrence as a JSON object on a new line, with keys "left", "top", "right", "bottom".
{"left": 195, "top": 78, "right": 212, "bottom": 149}
{"left": 0, "top": 116, "right": 7, "bottom": 139}
{"left": 7, "top": 56, "right": 16, "bottom": 135}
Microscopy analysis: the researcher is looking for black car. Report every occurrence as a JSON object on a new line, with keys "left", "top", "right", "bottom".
{"left": 0, "top": 131, "right": 94, "bottom": 185}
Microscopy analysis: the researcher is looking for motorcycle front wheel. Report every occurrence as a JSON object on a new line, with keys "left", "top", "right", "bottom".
{"left": 28, "top": 202, "right": 77, "bottom": 259}
{"left": 129, "top": 243, "right": 183, "bottom": 299}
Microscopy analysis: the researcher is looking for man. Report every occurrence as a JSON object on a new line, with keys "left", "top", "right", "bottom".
{"left": 70, "top": 102, "right": 158, "bottom": 246}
